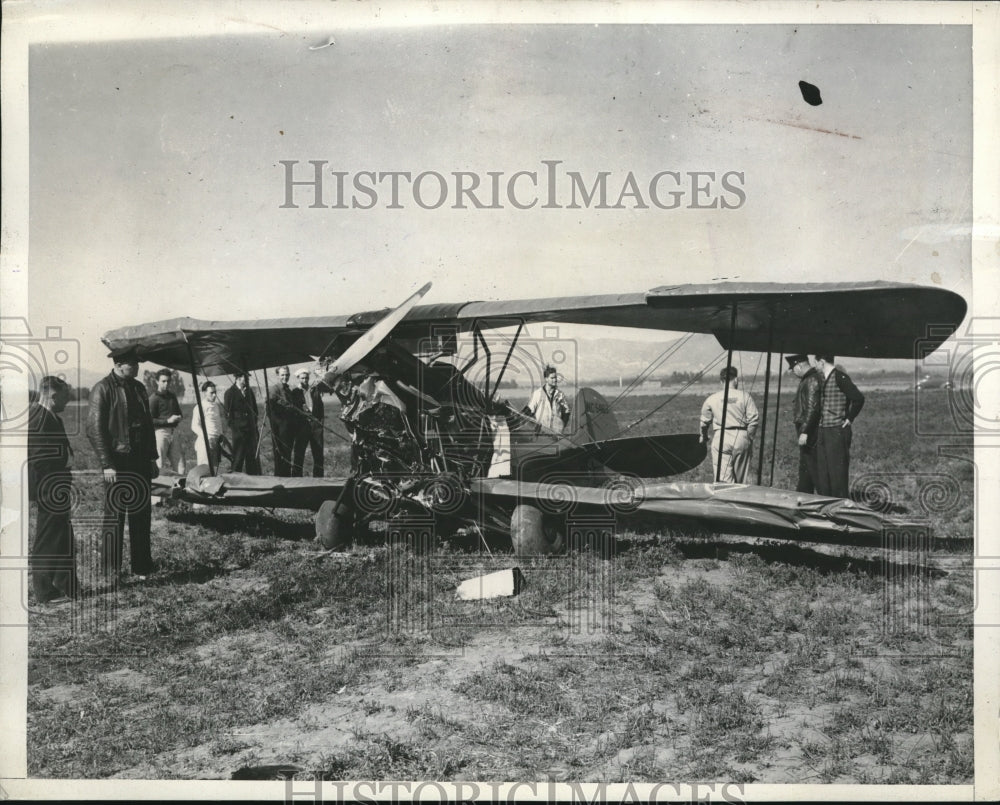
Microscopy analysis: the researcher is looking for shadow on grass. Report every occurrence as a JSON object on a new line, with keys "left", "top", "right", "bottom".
{"left": 664, "top": 538, "right": 949, "bottom": 579}
{"left": 164, "top": 509, "right": 314, "bottom": 541}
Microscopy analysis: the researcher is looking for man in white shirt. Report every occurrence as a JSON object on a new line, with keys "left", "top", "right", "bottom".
{"left": 700, "top": 367, "right": 759, "bottom": 484}
{"left": 527, "top": 365, "right": 571, "bottom": 435}
{"left": 192, "top": 381, "right": 226, "bottom": 469}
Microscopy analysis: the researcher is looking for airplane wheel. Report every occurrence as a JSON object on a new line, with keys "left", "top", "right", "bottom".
{"left": 315, "top": 500, "right": 354, "bottom": 550}
{"left": 511, "top": 504, "right": 565, "bottom": 557}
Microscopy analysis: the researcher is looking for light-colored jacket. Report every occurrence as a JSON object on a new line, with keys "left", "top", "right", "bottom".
{"left": 192, "top": 398, "right": 226, "bottom": 439}
{"left": 191, "top": 397, "right": 226, "bottom": 468}
{"left": 528, "top": 386, "right": 570, "bottom": 434}
{"left": 700, "top": 388, "right": 759, "bottom": 442}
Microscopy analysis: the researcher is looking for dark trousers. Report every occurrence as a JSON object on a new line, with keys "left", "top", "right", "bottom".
{"left": 815, "top": 425, "right": 852, "bottom": 499}
{"left": 290, "top": 424, "right": 311, "bottom": 478}
{"left": 306, "top": 424, "right": 324, "bottom": 477}
{"left": 101, "top": 455, "right": 153, "bottom": 575}
{"left": 796, "top": 443, "right": 818, "bottom": 494}
{"left": 271, "top": 420, "right": 296, "bottom": 477}
{"left": 31, "top": 499, "right": 79, "bottom": 601}
{"left": 231, "top": 426, "right": 261, "bottom": 474}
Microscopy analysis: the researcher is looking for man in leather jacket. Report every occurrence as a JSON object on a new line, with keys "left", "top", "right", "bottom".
{"left": 86, "top": 346, "right": 159, "bottom": 579}
{"left": 787, "top": 354, "right": 821, "bottom": 494}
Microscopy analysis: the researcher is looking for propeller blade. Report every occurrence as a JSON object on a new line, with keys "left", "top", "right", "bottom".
{"left": 323, "top": 282, "right": 432, "bottom": 380}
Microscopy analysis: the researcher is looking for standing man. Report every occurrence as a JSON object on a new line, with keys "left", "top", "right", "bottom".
{"left": 27, "top": 376, "right": 79, "bottom": 603}
{"left": 191, "top": 381, "right": 226, "bottom": 469}
{"left": 224, "top": 373, "right": 260, "bottom": 474}
{"left": 148, "top": 368, "right": 185, "bottom": 475}
{"left": 814, "top": 354, "right": 865, "bottom": 499}
{"left": 526, "top": 365, "right": 571, "bottom": 434}
{"left": 294, "top": 369, "right": 332, "bottom": 477}
{"left": 87, "top": 346, "right": 159, "bottom": 580}
{"left": 699, "top": 367, "right": 759, "bottom": 484}
{"left": 268, "top": 365, "right": 299, "bottom": 477}
{"left": 787, "top": 354, "right": 821, "bottom": 494}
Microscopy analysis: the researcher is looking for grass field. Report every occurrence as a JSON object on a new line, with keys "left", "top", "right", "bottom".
{"left": 25, "top": 388, "right": 973, "bottom": 782}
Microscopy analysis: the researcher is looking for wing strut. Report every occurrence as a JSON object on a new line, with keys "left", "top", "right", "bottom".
{"left": 715, "top": 303, "right": 738, "bottom": 481}
{"left": 243, "top": 354, "right": 265, "bottom": 465}
{"left": 755, "top": 311, "right": 775, "bottom": 485}
{"left": 262, "top": 362, "right": 273, "bottom": 469}
{"left": 489, "top": 322, "right": 524, "bottom": 402}
{"left": 768, "top": 352, "right": 785, "bottom": 487}
{"left": 473, "top": 325, "right": 492, "bottom": 400}
{"left": 186, "top": 341, "right": 215, "bottom": 476}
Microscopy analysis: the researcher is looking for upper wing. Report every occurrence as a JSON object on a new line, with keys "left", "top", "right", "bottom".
{"left": 102, "top": 280, "right": 967, "bottom": 372}
{"left": 642, "top": 281, "right": 968, "bottom": 358}
{"left": 387, "top": 280, "right": 965, "bottom": 359}
{"left": 101, "top": 315, "right": 354, "bottom": 375}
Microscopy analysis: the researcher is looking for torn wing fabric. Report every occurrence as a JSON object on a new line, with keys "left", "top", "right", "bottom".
{"left": 155, "top": 468, "right": 919, "bottom": 549}
{"left": 472, "top": 478, "right": 916, "bottom": 547}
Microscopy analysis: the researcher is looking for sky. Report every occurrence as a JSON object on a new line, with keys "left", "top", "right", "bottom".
{"left": 18, "top": 8, "right": 977, "bottom": 376}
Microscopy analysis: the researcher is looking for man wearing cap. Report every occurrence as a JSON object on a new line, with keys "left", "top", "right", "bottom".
{"left": 293, "top": 369, "right": 332, "bottom": 477}
{"left": 787, "top": 354, "right": 822, "bottom": 494}
{"left": 814, "top": 354, "right": 865, "bottom": 499}
{"left": 87, "top": 347, "right": 159, "bottom": 579}
{"left": 699, "top": 366, "right": 759, "bottom": 484}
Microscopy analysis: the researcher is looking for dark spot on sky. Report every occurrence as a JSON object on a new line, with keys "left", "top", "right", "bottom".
{"left": 799, "top": 80, "right": 822, "bottom": 106}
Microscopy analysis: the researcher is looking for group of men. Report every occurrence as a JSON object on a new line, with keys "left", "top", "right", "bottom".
{"left": 148, "top": 366, "right": 263, "bottom": 476}
{"left": 787, "top": 353, "right": 865, "bottom": 499}
{"left": 24, "top": 347, "right": 166, "bottom": 601}
{"left": 24, "top": 348, "right": 335, "bottom": 602}
{"left": 698, "top": 354, "right": 864, "bottom": 497}
{"left": 142, "top": 359, "right": 335, "bottom": 481}
{"left": 267, "top": 365, "right": 331, "bottom": 477}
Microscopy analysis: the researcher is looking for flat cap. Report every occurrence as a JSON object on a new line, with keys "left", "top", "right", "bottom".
{"left": 107, "top": 345, "right": 140, "bottom": 361}
{"left": 785, "top": 354, "right": 809, "bottom": 369}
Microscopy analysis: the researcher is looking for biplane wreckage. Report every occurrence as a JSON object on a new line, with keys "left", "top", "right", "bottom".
{"left": 102, "top": 280, "right": 967, "bottom": 555}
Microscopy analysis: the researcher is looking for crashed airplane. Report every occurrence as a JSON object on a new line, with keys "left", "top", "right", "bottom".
{"left": 101, "top": 280, "right": 967, "bottom": 555}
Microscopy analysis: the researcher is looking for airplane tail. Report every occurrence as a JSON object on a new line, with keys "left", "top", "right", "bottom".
{"left": 569, "top": 387, "right": 619, "bottom": 446}
{"left": 566, "top": 386, "right": 706, "bottom": 477}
